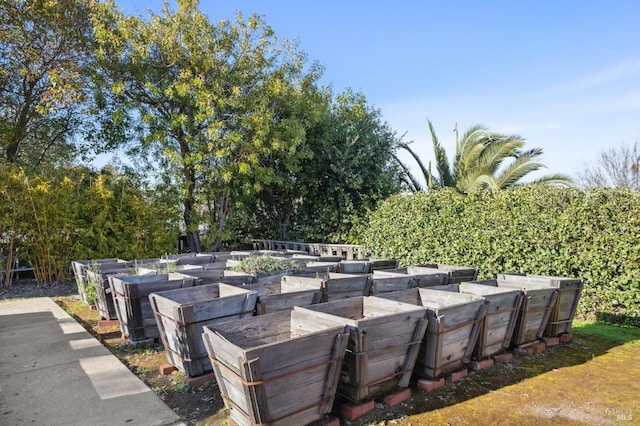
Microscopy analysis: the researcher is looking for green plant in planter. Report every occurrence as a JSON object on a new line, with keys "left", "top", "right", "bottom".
{"left": 231, "top": 253, "right": 299, "bottom": 275}
{"left": 84, "top": 263, "right": 101, "bottom": 304}
{"left": 85, "top": 284, "right": 97, "bottom": 304}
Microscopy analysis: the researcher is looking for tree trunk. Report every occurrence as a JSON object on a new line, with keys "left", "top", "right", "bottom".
{"left": 6, "top": 79, "right": 36, "bottom": 163}
{"left": 212, "top": 189, "right": 231, "bottom": 252}
{"left": 185, "top": 229, "right": 201, "bottom": 253}
{"left": 181, "top": 149, "right": 201, "bottom": 253}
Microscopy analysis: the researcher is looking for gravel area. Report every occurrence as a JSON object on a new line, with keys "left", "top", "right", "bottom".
{"left": 0, "top": 279, "right": 78, "bottom": 301}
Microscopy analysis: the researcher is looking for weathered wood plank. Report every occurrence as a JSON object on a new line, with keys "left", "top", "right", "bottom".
{"left": 202, "top": 309, "right": 349, "bottom": 425}
{"left": 324, "top": 273, "right": 371, "bottom": 301}
{"left": 432, "top": 282, "right": 523, "bottom": 359}
{"left": 299, "top": 297, "right": 427, "bottom": 402}
{"left": 150, "top": 283, "right": 257, "bottom": 376}
{"left": 369, "top": 274, "right": 416, "bottom": 295}
{"left": 111, "top": 273, "right": 197, "bottom": 341}
{"left": 337, "top": 260, "right": 372, "bottom": 274}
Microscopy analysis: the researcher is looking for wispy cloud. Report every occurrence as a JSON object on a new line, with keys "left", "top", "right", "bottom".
{"left": 534, "top": 58, "right": 640, "bottom": 99}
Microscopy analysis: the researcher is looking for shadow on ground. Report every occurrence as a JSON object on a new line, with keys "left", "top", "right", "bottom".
{"left": 341, "top": 328, "right": 639, "bottom": 425}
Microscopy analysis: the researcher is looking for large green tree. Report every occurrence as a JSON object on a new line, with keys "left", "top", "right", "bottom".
{"left": 233, "top": 89, "right": 403, "bottom": 242}
{"left": 398, "top": 120, "right": 573, "bottom": 193}
{"left": 297, "top": 89, "right": 404, "bottom": 242}
{"left": 0, "top": 0, "right": 94, "bottom": 168}
{"left": 91, "top": 0, "right": 322, "bottom": 251}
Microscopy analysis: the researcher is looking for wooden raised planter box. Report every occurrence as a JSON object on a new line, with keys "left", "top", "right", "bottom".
{"left": 132, "top": 258, "right": 176, "bottom": 267}
{"left": 202, "top": 308, "right": 349, "bottom": 426}
{"left": 179, "top": 269, "right": 254, "bottom": 286}
{"left": 337, "top": 260, "right": 371, "bottom": 274}
{"left": 176, "top": 254, "right": 215, "bottom": 266}
{"left": 85, "top": 268, "right": 135, "bottom": 320}
{"left": 368, "top": 258, "right": 399, "bottom": 271}
{"left": 149, "top": 283, "right": 258, "bottom": 377}
{"left": 497, "top": 274, "right": 583, "bottom": 336}
{"left": 301, "top": 261, "right": 339, "bottom": 274}
{"left": 378, "top": 288, "right": 487, "bottom": 379}
{"left": 430, "top": 283, "right": 523, "bottom": 359}
{"left": 181, "top": 269, "right": 225, "bottom": 285}
{"left": 292, "top": 254, "right": 343, "bottom": 263}
{"left": 418, "top": 264, "right": 479, "bottom": 284}
{"left": 474, "top": 279, "right": 558, "bottom": 347}
{"left": 110, "top": 273, "right": 198, "bottom": 342}
{"left": 247, "top": 276, "right": 323, "bottom": 314}
{"left": 369, "top": 271, "right": 417, "bottom": 295}
{"left": 71, "top": 259, "right": 128, "bottom": 304}
{"left": 299, "top": 296, "right": 428, "bottom": 402}
{"left": 403, "top": 266, "right": 450, "bottom": 287}
{"left": 323, "top": 272, "right": 372, "bottom": 301}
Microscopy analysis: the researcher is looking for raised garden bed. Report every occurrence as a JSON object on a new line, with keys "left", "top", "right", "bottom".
{"left": 202, "top": 308, "right": 349, "bottom": 426}
{"left": 149, "top": 283, "right": 257, "bottom": 377}
{"left": 299, "top": 296, "right": 428, "bottom": 402}
{"left": 110, "top": 273, "right": 198, "bottom": 342}
{"left": 430, "top": 283, "right": 523, "bottom": 359}
{"left": 497, "top": 273, "right": 583, "bottom": 336}
{"left": 369, "top": 270, "right": 417, "bottom": 295}
{"left": 474, "top": 279, "right": 558, "bottom": 347}
{"left": 246, "top": 276, "right": 323, "bottom": 314}
{"left": 379, "top": 287, "right": 487, "bottom": 379}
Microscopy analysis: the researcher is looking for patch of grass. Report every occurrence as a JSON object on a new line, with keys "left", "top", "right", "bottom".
{"left": 572, "top": 320, "right": 640, "bottom": 345}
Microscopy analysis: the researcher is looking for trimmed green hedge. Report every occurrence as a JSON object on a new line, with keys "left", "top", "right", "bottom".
{"left": 359, "top": 186, "right": 640, "bottom": 326}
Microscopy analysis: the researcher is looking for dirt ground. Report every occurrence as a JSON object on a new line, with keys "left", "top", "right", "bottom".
{"left": 2, "top": 280, "right": 639, "bottom": 425}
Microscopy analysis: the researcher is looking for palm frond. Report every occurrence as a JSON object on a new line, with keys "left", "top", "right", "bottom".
{"left": 495, "top": 158, "right": 547, "bottom": 189}
{"left": 429, "top": 120, "right": 453, "bottom": 187}
{"left": 464, "top": 174, "right": 500, "bottom": 192}
{"left": 454, "top": 126, "right": 490, "bottom": 184}
{"left": 494, "top": 147, "right": 549, "bottom": 188}
{"left": 391, "top": 152, "right": 423, "bottom": 192}
{"left": 397, "top": 140, "right": 430, "bottom": 187}
{"left": 476, "top": 135, "right": 525, "bottom": 175}
{"left": 527, "top": 173, "right": 575, "bottom": 187}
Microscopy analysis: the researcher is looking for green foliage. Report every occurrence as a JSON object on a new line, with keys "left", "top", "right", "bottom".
{"left": 0, "top": 0, "right": 94, "bottom": 168}
{"left": 72, "top": 168, "right": 180, "bottom": 261}
{"left": 398, "top": 120, "right": 573, "bottom": 193}
{"left": 91, "top": 1, "right": 322, "bottom": 252}
{"left": 232, "top": 88, "right": 404, "bottom": 242}
{"left": 85, "top": 283, "right": 97, "bottom": 304}
{"left": 231, "top": 253, "right": 299, "bottom": 274}
{"left": 175, "top": 381, "right": 191, "bottom": 393}
{"left": 0, "top": 164, "right": 179, "bottom": 285}
{"left": 359, "top": 186, "right": 640, "bottom": 326}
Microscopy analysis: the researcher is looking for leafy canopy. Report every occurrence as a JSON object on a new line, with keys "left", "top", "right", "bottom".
{"left": 0, "top": 0, "right": 94, "bottom": 168}
{"left": 92, "top": 0, "right": 323, "bottom": 250}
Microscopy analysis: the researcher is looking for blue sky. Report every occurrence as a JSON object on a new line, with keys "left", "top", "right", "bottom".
{"left": 121, "top": 1, "right": 640, "bottom": 184}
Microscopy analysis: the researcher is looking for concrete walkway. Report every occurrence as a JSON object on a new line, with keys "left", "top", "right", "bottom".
{"left": 0, "top": 298, "right": 185, "bottom": 426}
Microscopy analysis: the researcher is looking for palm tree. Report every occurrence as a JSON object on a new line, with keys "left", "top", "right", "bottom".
{"left": 397, "top": 120, "right": 573, "bottom": 193}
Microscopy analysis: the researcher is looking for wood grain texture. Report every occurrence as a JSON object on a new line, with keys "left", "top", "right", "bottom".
{"left": 202, "top": 309, "right": 348, "bottom": 426}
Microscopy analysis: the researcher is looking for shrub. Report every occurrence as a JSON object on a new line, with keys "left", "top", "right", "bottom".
{"left": 0, "top": 164, "right": 179, "bottom": 285}
{"left": 358, "top": 186, "right": 640, "bottom": 326}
